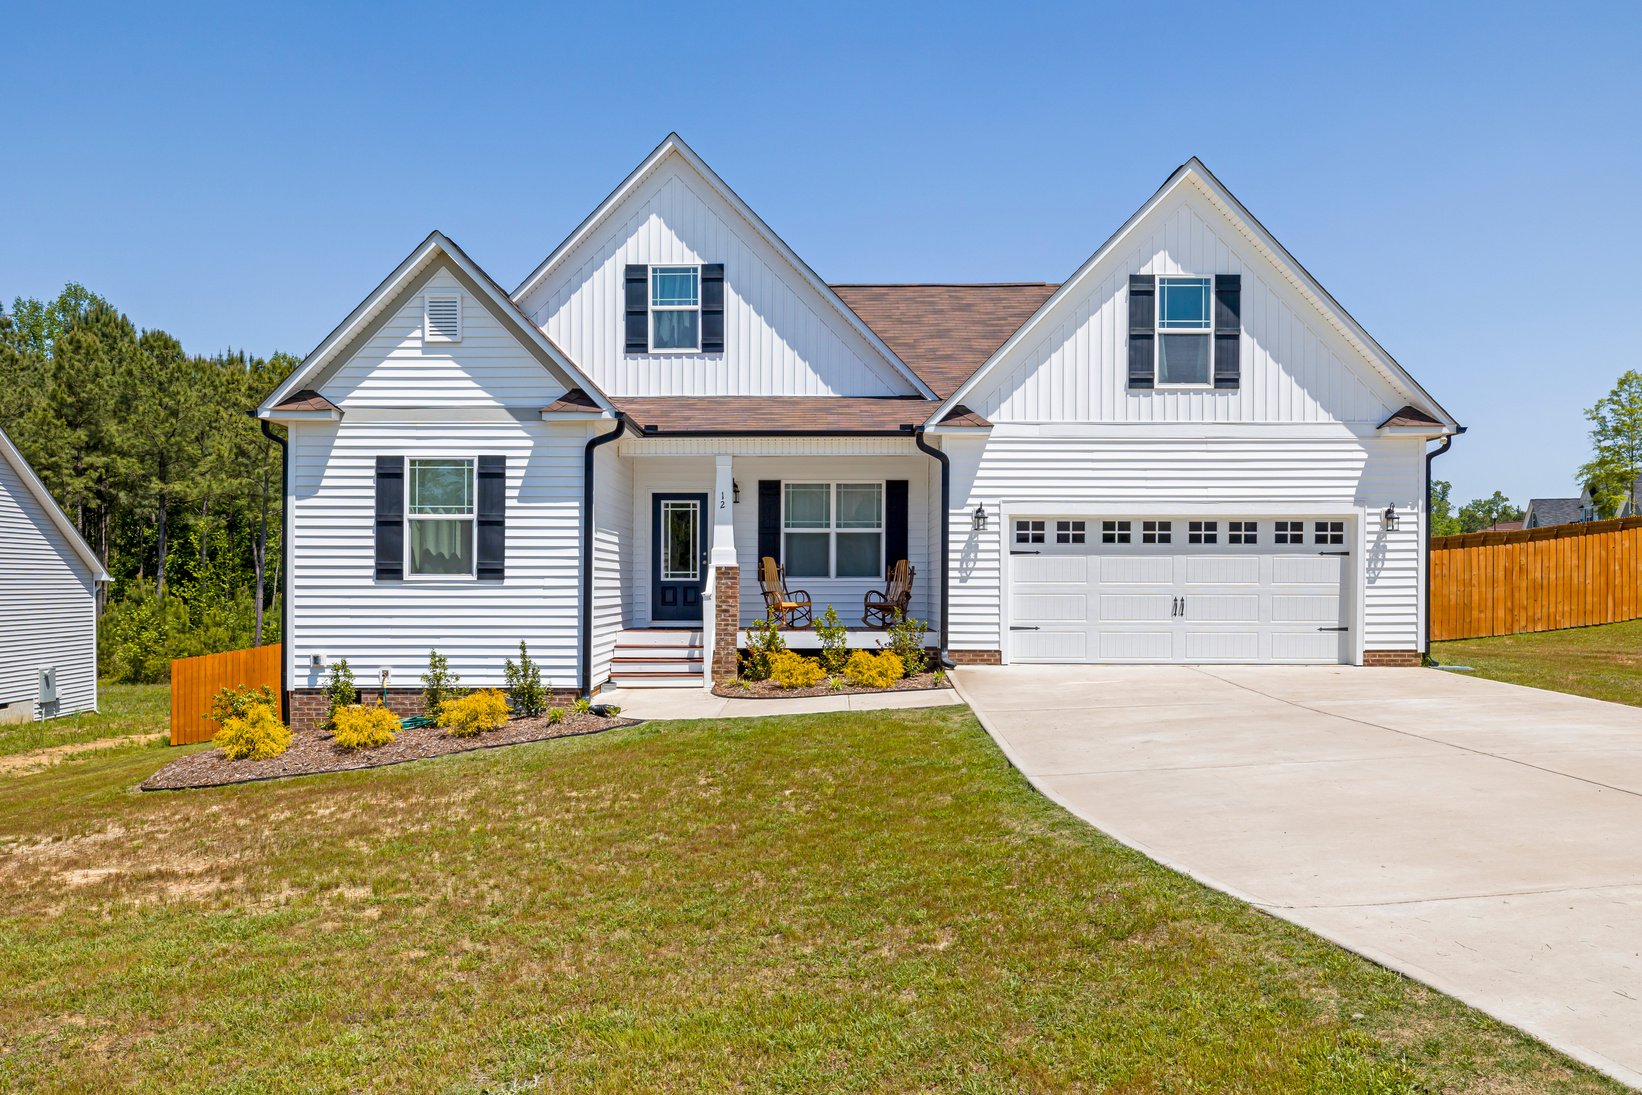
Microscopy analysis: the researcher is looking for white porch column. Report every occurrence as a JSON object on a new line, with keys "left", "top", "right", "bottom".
{"left": 710, "top": 455, "right": 737, "bottom": 567}
{"left": 707, "top": 455, "right": 739, "bottom": 685}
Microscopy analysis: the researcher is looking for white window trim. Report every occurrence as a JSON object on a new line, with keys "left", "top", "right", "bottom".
{"left": 649, "top": 264, "right": 702, "bottom": 354}
{"left": 405, "top": 456, "right": 477, "bottom": 580}
{"left": 781, "top": 480, "right": 886, "bottom": 580}
{"left": 423, "top": 293, "right": 463, "bottom": 344}
{"left": 1154, "top": 275, "right": 1213, "bottom": 390}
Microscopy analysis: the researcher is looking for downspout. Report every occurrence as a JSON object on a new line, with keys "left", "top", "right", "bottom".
{"left": 913, "top": 426, "right": 952, "bottom": 667}
{"left": 582, "top": 414, "right": 628, "bottom": 696}
{"left": 255, "top": 415, "right": 291, "bottom": 723}
{"left": 1423, "top": 429, "right": 1462, "bottom": 660}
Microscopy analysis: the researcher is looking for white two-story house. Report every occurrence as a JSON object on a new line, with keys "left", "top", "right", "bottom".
{"left": 257, "top": 135, "right": 1458, "bottom": 723}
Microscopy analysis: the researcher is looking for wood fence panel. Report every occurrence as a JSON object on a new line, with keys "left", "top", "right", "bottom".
{"left": 1430, "top": 518, "right": 1642, "bottom": 641}
{"left": 170, "top": 644, "right": 282, "bottom": 745}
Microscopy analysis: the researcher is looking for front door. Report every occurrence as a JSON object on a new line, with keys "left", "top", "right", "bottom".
{"left": 651, "top": 493, "right": 709, "bottom": 622}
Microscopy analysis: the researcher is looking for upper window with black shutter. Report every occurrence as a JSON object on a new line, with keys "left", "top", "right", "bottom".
{"left": 1129, "top": 274, "right": 1240, "bottom": 390}
{"left": 1156, "top": 277, "right": 1212, "bottom": 386}
{"left": 407, "top": 458, "right": 475, "bottom": 577}
{"left": 650, "top": 266, "right": 700, "bottom": 351}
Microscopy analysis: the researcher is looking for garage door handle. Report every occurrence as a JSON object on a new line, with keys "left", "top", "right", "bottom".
{"left": 1010, "top": 550, "right": 1041, "bottom": 556}
{"left": 1010, "top": 625, "right": 1040, "bottom": 631}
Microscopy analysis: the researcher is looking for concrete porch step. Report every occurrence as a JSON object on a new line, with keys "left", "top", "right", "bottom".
{"left": 616, "top": 628, "right": 704, "bottom": 648}
{"left": 612, "top": 656, "right": 705, "bottom": 674}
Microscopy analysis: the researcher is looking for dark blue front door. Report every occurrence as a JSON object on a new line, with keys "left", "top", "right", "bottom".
{"left": 651, "top": 493, "right": 708, "bottom": 622}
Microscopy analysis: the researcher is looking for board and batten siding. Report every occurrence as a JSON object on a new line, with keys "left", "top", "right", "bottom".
{"left": 966, "top": 182, "right": 1407, "bottom": 428}
{"left": 287, "top": 418, "right": 587, "bottom": 691}
{"left": 943, "top": 430, "right": 1425, "bottom": 658}
{"left": 0, "top": 455, "right": 97, "bottom": 718}
{"left": 325, "top": 268, "right": 568, "bottom": 409}
{"left": 519, "top": 153, "right": 913, "bottom": 399}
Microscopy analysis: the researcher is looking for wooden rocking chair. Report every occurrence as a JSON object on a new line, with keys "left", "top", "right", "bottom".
{"left": 758, "top": 556, "right": 814, "bottom": 628}
{"left": 863, "top": 559, "right": 915, "bottom": 629}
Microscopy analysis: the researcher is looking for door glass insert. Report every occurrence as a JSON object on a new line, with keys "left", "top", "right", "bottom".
{"left": 661, "top": 500, "right": 699, "bottom": 580}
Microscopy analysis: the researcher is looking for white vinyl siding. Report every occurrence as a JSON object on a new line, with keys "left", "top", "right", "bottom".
{"left": 966, "top": 183, "right": 1408, "bottom": 426}
{"left": 0, "top": 455, "right": 98, "bottom": 718}
{"left": 589, "top": 440, "right": 634, "bottom": 688}
{"left": 519, "top": 154, "right": 915, "bottom": 398}
{"left": 325, "top": 269, "right": 567, "bottom": 409}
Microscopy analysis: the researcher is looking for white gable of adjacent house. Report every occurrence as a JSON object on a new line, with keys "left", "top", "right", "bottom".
{"left": 516, "top": 146, "right": 921, "bottom": 398}
{"left": 323, "top": 264, "right": 570, "bottom": 410}
{"left": 961, "top": 174, "right": 1417, "bottom": 427}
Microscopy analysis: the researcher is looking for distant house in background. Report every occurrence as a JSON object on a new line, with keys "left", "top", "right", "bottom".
{"left": 1523, "top": 494, "right": 1594, "bottom": 529}
{"left": 1483, "top": 520, "right": 1524, "bottom": 532}
{"left": 0, "top": 426, "right": 108, "bottom": 722}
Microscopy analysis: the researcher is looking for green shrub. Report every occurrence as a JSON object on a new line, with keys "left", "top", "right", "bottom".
{"left": 740, "top": 617, "right": 786, "bottom": 681}
{"left": 545, "top": 706, "right": 566, "bottom": 724}
{"left": 503, "top": 641, "right": 548, "bottom": 716}
{"left": 571, "top": 697, "right": 592, "bottom": 716}
{"left": 215, "top": 702, "right": 292, "bottom": 760}
{"left": 885, "top": 612, "right": 930, "bottom": 675}
{"left": 330, "top": 704, "right": 399, "bottom": 750}
{"left": 421, "top": 649, "right": 463, "bottom": 717}
{"left": 815, "top": 606, "right": 849, "bottom": 674}
{"left": 769, "top": 651, "right": 826, "bottom": 689}
{"left": 437, "top": 689, "right": 509, "bottom": 737}
{"left": 932, "top": 668, "right": 947, "bottom": 686}
{"left": 845, "top": 650, "right": 905, "bottom": 689}
{"left": 322, "top": 659, "right": 357, "bottom": 728}
{"left": 207, "top": 684, "right": 278, "bottom": 725}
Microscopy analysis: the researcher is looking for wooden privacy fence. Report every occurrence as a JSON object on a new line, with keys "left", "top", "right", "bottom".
{"left": 170, "top": 644, "right": 282, "bottom": 745}
{"left": 1430, "top": 517, "right": 1642, "bottom": 641}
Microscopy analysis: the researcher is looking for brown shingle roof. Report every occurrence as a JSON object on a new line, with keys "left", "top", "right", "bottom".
{"left": 542, "top": 387, "right": 602, "bottom": 413}
{"left": 832, "top": 283, "right": 1060, "bottom": 398}
{"left": 270, "top": 389, "right": 339, "bottom": 414}
{"left": 616, "top": 396, "right": 946, "bottom": 434}
{"left": 1378, "top": 405, "right": 1443, "bottom": 428}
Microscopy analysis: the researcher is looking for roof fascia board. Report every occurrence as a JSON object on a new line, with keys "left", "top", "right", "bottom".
{"left": 0, "top": 428, "right": 111, "bottom": 581}
{"left": 926, "top": 159, "right": 1458, "bottom": 432}
{"left": 264, "top": 409, "right": 343, "bottom": 423}
{"left": 512, "top": 133, "right": 936, "bottom": 401}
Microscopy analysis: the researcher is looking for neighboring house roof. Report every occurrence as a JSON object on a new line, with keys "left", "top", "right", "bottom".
{"left": 1524, "top": 497, "right": 1587, "bottom": 528}
{"left": 616, "top": 396, "right": 945, "bottom": 435}
{"left": 832, "top": 283, "right": 1061, "bottom": 399}
{"left": 512, "top": 133, "right": 937, "bottom": 402}
{"left": 1485, "top": 520, "right": 1524, "bottom": 532}
{"left": 259, "top": 231, "right": 617, "bottom": 418}
{"left": 0, "top": 425, "right": 111, "bottom": 582}
{"left": 925, "top": 158, "right": 1461, "bottom": 433}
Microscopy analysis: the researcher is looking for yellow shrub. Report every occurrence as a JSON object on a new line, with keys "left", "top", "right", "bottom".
{"left": 215, "top": 703, "right": 292, "bottom": 760}
{"left": 330, "top": 704, "right": 399, "bottom": 750}
{"left": 769, "top": 650, "right": 826, "bottom": 689}
{"left": 438, "top": 688, "right": 510, "bottom": 737}
{"left": 844, "top": 650, "right": 905, "bottom": 689}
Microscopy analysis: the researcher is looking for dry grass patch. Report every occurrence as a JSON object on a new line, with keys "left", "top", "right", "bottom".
{"left": 1434, "top": 619, "right": 1642, "bottom": 706}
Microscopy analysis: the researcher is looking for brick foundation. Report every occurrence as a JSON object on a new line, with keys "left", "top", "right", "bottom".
{"left": 946, "top": 649, "right": 1003, "bottom": 666}
{"left": 712, "top": 565, "right": 741, "bottom": 682}
{"left": 289, "top": 685, "right": 580, "bottom": 730}
{"left": 1362, "top": 649, "right": 1422, "bottom": 667}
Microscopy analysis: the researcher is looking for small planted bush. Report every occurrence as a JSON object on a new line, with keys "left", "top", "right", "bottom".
{"left": 422, "top": 649, "right": 463, "bottom": 717}
{"left": 330, "top": 704, "right": 399, "bottom": 750}
{"left": 815, "top": 606, "right": 849, "bottom": 675}
{"left": 545, "top": 706, "right": 566, "bottom": 724}
{"left": 884, "top": 612, "right": 930, "bottom": 676}
{"left": 571, "top": 697, "right": 592, "bottom": 716}
{"left": 437, "top": 689, "right": 510, "bottom": 737}
{"left": 503, "top": 641, "right": 548, "bottom": 717}
{"left": 769, "top": 650, "right": 826, "bottom": 689}
{"left": 740, "top": 617, "right": 786, "bottom": 681}
{"left": 216, "top": 703, "right": 292, "bottom": 760}
{"left": 845, "top": 649, "right": 905, "bottom": 689}
{"left": 207, "top": 684, "right": 278, "bottom": 725}
{"left": 323, "top": 659, "right": 358, "bottom": 728}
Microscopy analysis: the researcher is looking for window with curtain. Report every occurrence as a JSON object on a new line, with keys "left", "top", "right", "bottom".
{"left": 783, "top": 482, "right": 882, "bottom": 578}
{"left": 408, "top": 458, "right": 475, "bottom": 576}
{"left": 650, "top": 265, "right": 700, "bottom": 351}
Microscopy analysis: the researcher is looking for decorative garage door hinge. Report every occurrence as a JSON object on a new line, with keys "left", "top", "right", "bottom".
{"left": 1010, "top": 625, "right": 1040, "bottom": 631}
{"left": 1010, "top": 550, "right": 1041, "bottom": 555}
{"left": 1319, "top": 550, "right": 1350, "bottom": 556}
{"left": 1317, "top": 626, "right": 1349, "bottom": 631}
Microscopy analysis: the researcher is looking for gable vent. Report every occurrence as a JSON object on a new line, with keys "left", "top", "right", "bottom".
{"left": 424, "top": 294, "right": 462, "bottom": 342}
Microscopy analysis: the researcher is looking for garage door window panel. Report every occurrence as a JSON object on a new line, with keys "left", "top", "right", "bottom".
{"left": 1015, "top": 520, "right": 1045, "bottom": 545}
{"left": 1229, "top": 521, "right": 1257, "bottom": 544}
{"left": 1275, "top": 520, "right": 1303, "bottom": 545}
{"left": 1056, "top": 520, "right": 1085, "bottom": 544}
{"left": 1142, "top": 520, "right": 1171, "bottom": 544}
{"left": 1102, "top": 520, "right": 1132, "bottom": 544}
{"left": 1314, "top": 521, "right": 1345, "bottom": 545}
{"left": 1188, "top": 520, "right": 1218, "bottom": 545}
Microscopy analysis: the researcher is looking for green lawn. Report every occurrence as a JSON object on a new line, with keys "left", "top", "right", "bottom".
{"left": 1433, "top": 618, "right": 1642, "bottom": 707}
{"left": 0, "top": 683, "right": 170, "bottom": 759}
{"left": 0, "top": 701, "right": 1617, "bottom": 1093}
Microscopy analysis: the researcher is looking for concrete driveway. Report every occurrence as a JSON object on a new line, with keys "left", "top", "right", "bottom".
{"left": 957, "top": 664, "right": 1642, "bottom": 1087}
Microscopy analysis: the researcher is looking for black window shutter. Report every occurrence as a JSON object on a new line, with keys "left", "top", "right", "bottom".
{"left": 700, "top": 263, "right": 725, "bottom": 353}
{"left": 1214, "top": 274, "right": 1241, "bottom": 390}
{"left": 374, "top": 456, "right": 404, "bottom": 581}
{"left": 623, "top": 264, "right": 648, "bottom": 353}
{"left": 1127, "top": 274, "right": 1155, "bottom": 390}
{"left": 757, "top": 480, "right": 782, "bottom": 564}
{"left": 884, "top": 480, "right": 909, "bottom": 576}
{"left": 476, "top": 455, "right": 506, "bottom": 580}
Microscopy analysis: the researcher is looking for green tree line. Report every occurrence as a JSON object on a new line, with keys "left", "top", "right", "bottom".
{"left": 0, "top": 284, "right": 292, "bottom": 682}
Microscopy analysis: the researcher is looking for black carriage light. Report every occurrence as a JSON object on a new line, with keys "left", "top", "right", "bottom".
{"left": 972, "top": 504, "right": 988, "bottom": 532}
{"left": 1382, "top": 504, "right": 1400, "bottom": 533}
{"left": 732, "top": 480, "right": 741, "bottom": 504}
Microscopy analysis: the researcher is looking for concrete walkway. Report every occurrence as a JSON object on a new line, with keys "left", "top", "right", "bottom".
{"left": 596, "top": 685, "right": 961, "bottom": 721}
{"left": 957, "top": 664, "right": 1642, "bottom": 1088}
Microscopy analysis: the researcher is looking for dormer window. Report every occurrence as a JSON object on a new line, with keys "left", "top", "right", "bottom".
{"left": 1156, "top": 277, "right": 1211, "bottom": 386}
{"left": 424, "top": 293, "right": 462, "bottom": 343}
{"left": 650, "top": 265, "right": 701, "bottom": 351}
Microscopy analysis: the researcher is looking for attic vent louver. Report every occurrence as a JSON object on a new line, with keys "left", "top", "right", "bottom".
{"left": 424, "top": 294, "right": 462, "bottom": 342}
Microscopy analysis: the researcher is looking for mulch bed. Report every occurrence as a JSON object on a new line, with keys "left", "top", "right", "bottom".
{"left": 140, "top": 712, "right": 637, "bottom": 791}
{"left": 712, "top": 672, "right": 953, "bottom": 700}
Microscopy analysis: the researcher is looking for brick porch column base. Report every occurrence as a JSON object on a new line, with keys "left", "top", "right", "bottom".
{"left": 712, "top": 565, "right": 740, "bottom": 682}
{"left": 1363, "top": 650, "right": 1422, "bottom": 667}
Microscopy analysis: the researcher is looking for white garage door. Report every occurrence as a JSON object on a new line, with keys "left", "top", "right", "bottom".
{"left": 1007, "top": 517, "right": 1351, "bottom": 664}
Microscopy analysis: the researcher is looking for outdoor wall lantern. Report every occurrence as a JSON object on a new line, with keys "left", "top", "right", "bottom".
{"left": 1382, "top": 504, "right": 1400, "bottom": 533}
{"left": 732, "top": 480, "right": 741, "bottom": 504}
{"left": 972, "top": 504, "right": 988, "bottom": 532}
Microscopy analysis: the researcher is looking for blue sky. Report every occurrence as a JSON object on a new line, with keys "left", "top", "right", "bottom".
{"left": 3, "top": 1, "right": 1638, "bottom": 506}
